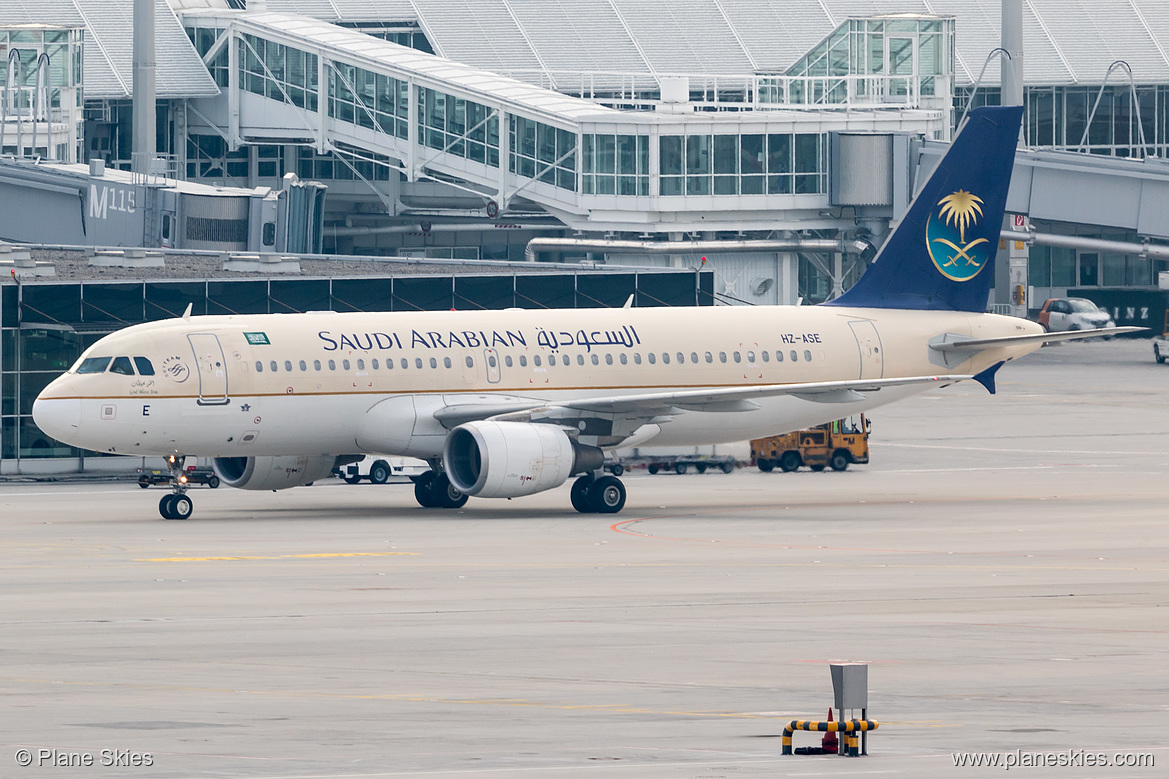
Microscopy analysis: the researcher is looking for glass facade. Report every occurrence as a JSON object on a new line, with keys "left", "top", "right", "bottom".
{"left": 186, "top": 26, "right": 229, "bottom": 88}
{"left": 0, "top": 25, "right": 84, "bottom": 161}
{"left": 659, "top": 133, "right": 827, "bottom": 196}
{"left": 330, "top": 63, "right": 408, "bottom": 138}
{"left": 509, "top": 116, "right": 576, "bottom": 191}
{"left": 763, "top": 17, "right": 952, "bottom": 107}
{"left": 418, "top": 87, "right": 499, "bottom": 166}
{"left": 960, "top": 84, "right": 1169, "bottom": 158}
{"left": 582, "top": 134, "right": 648, "bottom": 195}
{"left": 239, "top": 34, "right": 318, "bottom": 111}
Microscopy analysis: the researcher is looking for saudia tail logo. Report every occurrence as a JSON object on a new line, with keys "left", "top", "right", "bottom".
{"left": 926, "top": 190, "right": 989, "bottom": 282}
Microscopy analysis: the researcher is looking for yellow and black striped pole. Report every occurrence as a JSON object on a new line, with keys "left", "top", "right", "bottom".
{"left": 781, "top": 719, "right": 879, "bottom": 756}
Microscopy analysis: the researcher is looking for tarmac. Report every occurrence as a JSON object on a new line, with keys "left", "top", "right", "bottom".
{"left": 2, "top": 338, "right": 1166, "bottom": 778}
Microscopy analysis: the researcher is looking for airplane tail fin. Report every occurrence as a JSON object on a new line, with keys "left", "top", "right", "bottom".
{"left": 824, "top": 105, "right": 1024, "bottom": 312}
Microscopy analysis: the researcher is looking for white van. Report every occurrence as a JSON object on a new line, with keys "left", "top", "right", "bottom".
{"left": 336, "top": 455, "right": 430, "bottom": 485}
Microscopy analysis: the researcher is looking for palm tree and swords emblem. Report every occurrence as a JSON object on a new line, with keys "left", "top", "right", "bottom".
{"left": 926, "top": 189, "right": 989, "bottom": 282}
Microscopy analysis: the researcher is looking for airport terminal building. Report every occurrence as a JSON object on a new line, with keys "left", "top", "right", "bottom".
{"left": 3, "top": 0, "right": 1169, "bottom": 470}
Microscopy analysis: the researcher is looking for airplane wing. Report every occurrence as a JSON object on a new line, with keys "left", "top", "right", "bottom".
{"left": 930, "top": 327, "right": 1145, "bottom": 353}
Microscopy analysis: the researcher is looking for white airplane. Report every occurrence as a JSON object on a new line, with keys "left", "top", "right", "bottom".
{"left": 32, "top": 107, "right": 1136, "bottom": 520}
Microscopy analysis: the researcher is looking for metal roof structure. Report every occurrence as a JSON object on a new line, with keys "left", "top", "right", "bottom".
{"left": 256, "top": 0, "right": 1169, "bottom": 89}
{"left": 2, "top": 0, "right": 219, "bottom": 100}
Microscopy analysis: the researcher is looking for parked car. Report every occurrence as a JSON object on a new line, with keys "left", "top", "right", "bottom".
{"left": 334, "top": 455, "right": 429, "bottom": 484}
{"left": 1036, "top": 297, "right": 1115, "bottom": 334}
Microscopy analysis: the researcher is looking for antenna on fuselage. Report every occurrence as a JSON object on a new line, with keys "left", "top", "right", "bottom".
{"left": 182, "top": 303, "right": 192, "bottom": 320}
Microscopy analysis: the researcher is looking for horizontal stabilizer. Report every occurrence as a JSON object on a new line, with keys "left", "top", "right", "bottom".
{"left": 930, "top": 327, "right": 1145, "bottom": 352}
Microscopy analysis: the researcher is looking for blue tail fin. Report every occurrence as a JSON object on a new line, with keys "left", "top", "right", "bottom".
{"left": 824, "top": 106, "right": 1023, "bottom": 312}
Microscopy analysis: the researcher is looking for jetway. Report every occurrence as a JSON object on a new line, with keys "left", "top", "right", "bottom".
{"left": 0, "top": 158, "right": 325, "bottom": 253}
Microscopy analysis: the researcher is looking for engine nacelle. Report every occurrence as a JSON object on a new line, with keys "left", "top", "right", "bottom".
{"left": 444, "top": 421, "right": 603, "bottom": 499}
{"left": 212, "top": 455, "right": 341, "bottom": 491}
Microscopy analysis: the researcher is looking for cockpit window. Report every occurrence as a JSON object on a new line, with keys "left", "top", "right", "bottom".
{"left": 109, "top": 356, "right": 135, "bottom": 375}
{"left": 133, "top": 357, "right": 155, "bottom": 376}
{"left": 76, "top": 357, "right": 111, "bottom": 374}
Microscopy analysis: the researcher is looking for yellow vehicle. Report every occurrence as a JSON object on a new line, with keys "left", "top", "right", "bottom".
{"left": 751, "top": 415, "right": 870, "bottom": 473}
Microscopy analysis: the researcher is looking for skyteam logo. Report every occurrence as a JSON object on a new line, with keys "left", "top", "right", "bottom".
{"left": 926, "top": 190, "right": 990, "bottom": 282}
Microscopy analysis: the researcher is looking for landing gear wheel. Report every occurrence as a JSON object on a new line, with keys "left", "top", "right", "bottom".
{"left": 159, "top": 494, "right": 175, "bottom": 519}
{"left": 720, "top": 461, "right": 736, "bottom": 474}
{"left": 674, "top": 462, "right": 688, "bottom": 475}
{"left": 414, "top": 471, "right": 438, "bottom": 507}
{"left": 430, "top": 473, "right": 469, "bottom": 509}
{"left": 570, "top": 476, "right": 594, "bottom": 513}
{"left": 170, "top": 494, "right": 193, "bottom": 520}
{"left": 343, "top": 472, "right": 363, "bottom": 484}
{"left": 369, "top": 460, "right": 391, "bottom": 485}
{"left": 830, "top": 451, "right": 851, "bottom": 472}
{"left": 695, "top": 463, "right": 707, "bottom": 474}
{"left": 589, "top": 475, "right": 626, "bottom": 514}
{"left": 757, "top": 458, "right": 774, "bottom": 473}
{"left": 779, "top": 452, "right": 801, "bottom": 472}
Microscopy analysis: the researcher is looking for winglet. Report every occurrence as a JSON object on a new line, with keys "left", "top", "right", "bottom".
{"left": 182, "top": 302, "right": 193, "bottom": 321}
{"left": 972, "top": 361, "right": 1005, "bottom": 394}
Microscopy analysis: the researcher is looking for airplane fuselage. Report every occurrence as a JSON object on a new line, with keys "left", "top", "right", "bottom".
{"left": 34, "top": 305, "right": 1043, "bottom": 459}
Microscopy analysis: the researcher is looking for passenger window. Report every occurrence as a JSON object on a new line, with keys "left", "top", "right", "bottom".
{"left": 343, "top": 359, "right": 351, "bottom": 370}
{"left": 576, "top": 354, "right": 584, "bottom": 365}
{"left": 314, "top": 360, "right": 321, "bottom": 371}
{"left": 371, "top": 359, "right": 379, "bottom": 370}
{"left": 790, "top": 350, "right": 798, "bottom": 362}
{"left": 733, "top": 352, "right": 741, "bottom": 363}
{"left": 634, "top": 353, "right": 642, "bottom": 365}
{"left": 133, "top": 357, "right": 155, "bottom": 376}
{"left": 505, "top": 355, "right": 514, "bottom": 367}
{"left": 255, "top": 360, "right": 264, "bottom": 373}
{"left": 519, "top": 355, "right": 527, "bottom": 367}
{"left": 356, "top": 359, "right": 365, "bottom": 370}
{"left": 719, "top": 352, "right": 727, "bottom": 363}
{"left": 591, "top": 354, "right": 599, "bottom": 365}
{"left": 804, "top": 349, "right": 812, "bottom": 362}
{"left": 619, "top": 353, "right": 627, "bottom": 365}
{"left": 776, "top": 350, "right": 784, "bottom": 362}
{"left": 270, "top": 361, "right": 278, "bottom": 372}
{"left": 299, "top": 360, "right": 307, "bottom": 372}
{"left": 466, "top": 356, "right": 474, "bottom": 368}
{"left": 76, "top": 356, "right": 111, "bottom": 374}
{"left": 677, "top": 352, "right": 685, "bottom": 364}
{"left": 534, "top": 355, "right": 542, "bottom": 367}
{"left": 662, "top": 353, "right": 670, "bottom": 365}
{"left": 762, "top": 351, "right": 769, "bottom": 363}
{"left": 747, "top": 351, "right": 755, "bottom": 363}
{"left": 284, "top": 360, "right": 293, "bottom": 372}
{"left": 690, "top": 352, "right": 697, "bottom": 363}
{"left": 415, "top": 358, "right": 423, "bottom": 369}
{"left": 400, "top": 358, "right": 408, "bottom": 369}
{"left": 328, "top": 359, "right": 336, "bottom": 370}
{"left": 705, "top": 352, "right": 713, "bottom": 363}
{"left": 429, "top": 357, "right": 437, "bottom": 369}
{"left": 443, "top": 357, "right": 452, "bottom": 368}
{"left": 648, "top": 353, "right": 656, "bottom": 364}
{"left": 605, "top": 354, "right": 613, "bottom": 365}
{"left": 109, "top": 356, "right": 135, "bottom": 375}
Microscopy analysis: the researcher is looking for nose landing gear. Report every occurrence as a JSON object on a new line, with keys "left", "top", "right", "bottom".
{"left": 159, "top": 454, "right": 195, "bottom": 520}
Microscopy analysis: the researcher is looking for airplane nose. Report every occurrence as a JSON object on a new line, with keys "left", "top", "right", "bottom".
{"left": 32, "top": 391, "right": 82, "bottom": 445}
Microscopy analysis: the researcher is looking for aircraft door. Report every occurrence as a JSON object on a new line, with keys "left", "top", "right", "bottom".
{"left": 483, "top": 348, "right": 501, "bottom": 383}
{"left": 848, "top": 321, "right": 884, "bottom": 379}
{"left": 187, "top": 333, "right": 230, "bottom": 405}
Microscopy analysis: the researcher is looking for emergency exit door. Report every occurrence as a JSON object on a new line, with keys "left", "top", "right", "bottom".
{"left": 849, "top": 321, "right": 884, "bottom": 379}
{"left": 188, "top": 333, "right": 229, "bottom": 404}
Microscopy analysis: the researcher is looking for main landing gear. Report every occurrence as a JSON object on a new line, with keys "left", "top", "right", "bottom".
{"left": 159, "top": 454, "right": 194, "bottom": 520}
{"left": 570, "top": 473, "right": 626, "bottom": 514}
{"left": 412, "top": 469, "right": 469, "bottom": 509}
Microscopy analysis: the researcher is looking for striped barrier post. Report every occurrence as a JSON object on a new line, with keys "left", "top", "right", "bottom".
{"left": 781, "top": 718, "right": 879, "bottom": 756}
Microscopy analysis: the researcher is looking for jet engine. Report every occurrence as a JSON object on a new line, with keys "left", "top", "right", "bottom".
{"left": 444, "top": 421, "right": 603, "bottom": 498}
{"left": 212, "top": 455, "right": 342, "bottom": 491}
